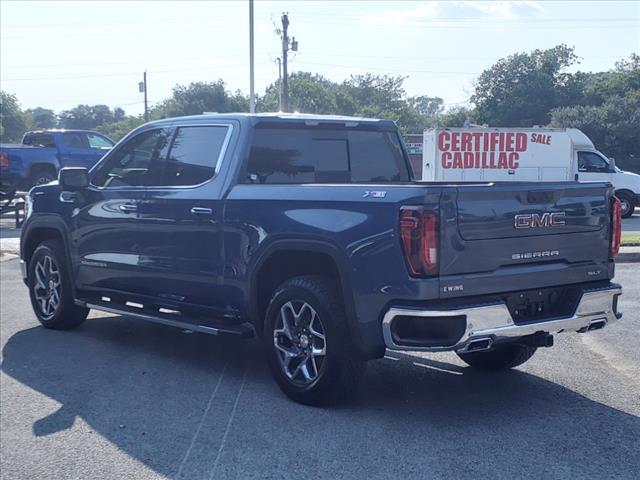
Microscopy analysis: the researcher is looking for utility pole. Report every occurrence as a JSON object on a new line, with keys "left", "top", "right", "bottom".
{"left": 249, "top": 0, "right": 255, "bottom": 113}
{"left": 275, "top": 13, "right": 297, "bottom": 112}
{"left": 276, "top": 57, "right": 282, "bottom": 111}
{"left": 139, "top": 71, "right": 149, "bottom": 122}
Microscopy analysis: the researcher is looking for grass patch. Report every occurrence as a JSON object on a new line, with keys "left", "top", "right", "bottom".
{"left": 621, "top": 232, "right": 640, "bottom": 246}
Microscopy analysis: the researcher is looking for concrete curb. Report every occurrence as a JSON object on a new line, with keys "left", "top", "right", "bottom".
{"left": 617, "top": 247, "right": 640, "bottom": 264}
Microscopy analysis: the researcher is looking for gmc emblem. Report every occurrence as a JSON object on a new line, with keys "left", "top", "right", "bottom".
{"left": 514, "top": 212, "right": 566, "bottom": 229}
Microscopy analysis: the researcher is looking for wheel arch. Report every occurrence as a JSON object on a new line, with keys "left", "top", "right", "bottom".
{"left": 249, "top": 239, "right": 366, "bottom": 356}
{"left": 21, "top": 216, "right": 74, "bottom": 288}
{"left": 28, "top": 162, "right": 58, "bottom": 179}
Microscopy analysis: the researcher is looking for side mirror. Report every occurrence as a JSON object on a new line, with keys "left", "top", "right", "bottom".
{"left": 609, "top": 158, "right": 616, "bottom": 171}
{"left": 59, "top": 167, "right": 89, "bottom": 190}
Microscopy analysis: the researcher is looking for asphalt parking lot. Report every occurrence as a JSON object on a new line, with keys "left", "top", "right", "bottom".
{"left": 0, "top": 257, "right": 638, "bottom": 479}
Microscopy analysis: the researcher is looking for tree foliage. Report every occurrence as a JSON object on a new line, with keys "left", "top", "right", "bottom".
{"left": 26, "top": 107, "right": 57, "bottom": 129}
{"left": 58, "top": 104, "right": 123, "bottom": 129}
{"left": 472, "top": 45, "right": 581, "bottom": 127}
{"left": 1, "top": 91, "right": 31, "bottom": 142}
{"left": 152, "top": 81, "right": 249, "bottom": 119}
{"left": 549, "top": 54, "right": 639, "bottom": 167}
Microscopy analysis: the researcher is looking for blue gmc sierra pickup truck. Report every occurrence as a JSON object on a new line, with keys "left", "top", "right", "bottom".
{"left": 19, "top": 113, "right": 623, "bottom": 405}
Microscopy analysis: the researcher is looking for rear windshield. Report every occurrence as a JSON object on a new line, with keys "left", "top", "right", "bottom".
{"left": 245, "top": 127, "right": 410, "bottom": 184}
{"left": 23, "top": 133, "right": 56, "bottom": 148}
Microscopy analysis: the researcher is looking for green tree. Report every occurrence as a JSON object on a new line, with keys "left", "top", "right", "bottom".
{"left": 258, "top": 72, "right": 339, "bottom": 114}
{"left": 549, "top": 54, "right": 640, "bottom": 171}
{"left": 96, "top": 116, "right": 145, "bottom": 142}
{"left": 438, "top": 106, "right": 472, "bottom": 127}
{"left": 0, "top": 91, "right": 30, "bottom": 142}
{"left": 471, "top": 45, "right": 581, "bottom": 127}
{"left": 58, "top": 104, "right": 118, "bottom": 129}
{"left": 26, "top": 107, "right": 57, "bottom": 129}
{"left": 153, "top": 81, "right": 248, "bottom": 118}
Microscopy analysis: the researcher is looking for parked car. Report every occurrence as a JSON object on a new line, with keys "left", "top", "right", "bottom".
{"left": 19, "top": 114, "right": 623, "bottom": 405}
{"left": 0, "top": 129, "right": 114, "bottom": 200}
{"left": 418, "top": 127, "right": 640, "bottom": 218}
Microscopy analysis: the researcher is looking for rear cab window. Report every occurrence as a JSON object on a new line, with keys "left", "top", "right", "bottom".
{"left": 22, "top": 133, "right": 56, "bottom": 148}
{"left": 245, "top": 126, "right": 409, "bottom": 184}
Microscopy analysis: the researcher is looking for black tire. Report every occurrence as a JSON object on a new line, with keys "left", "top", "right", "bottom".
{"left": 28, "top": 239, "right": 88, "bottom": 330}
{"left": 28, "top": 168, "right": 56, "bottom": 189}
{"left": 263, "top": 275, "right": 365, "bottom": 406}
{"left": 616, "top": 191, "right": 636, "bottom": 219}
{"left": 457, "top": 342, "right": 537, "bottom": 371}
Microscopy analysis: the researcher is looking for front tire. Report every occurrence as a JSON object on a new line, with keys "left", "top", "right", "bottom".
{"left": 457, "top": 343, "right": 537, "bottom": 371}
{"left": 264, "top": 275, "right": 365, "bottom": 406}
{"left": 616, "top": 191, "right": 636, "bottom": 219}
{"left": 28, "top": 168, "right": 56, "bottom": 190}
{"left": 28, "top": 240, "right": 88, "bottom": 330}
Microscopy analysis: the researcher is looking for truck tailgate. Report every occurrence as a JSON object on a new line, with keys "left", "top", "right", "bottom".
{"left": 438, "top": 182, "right": 613, "bottom": 295}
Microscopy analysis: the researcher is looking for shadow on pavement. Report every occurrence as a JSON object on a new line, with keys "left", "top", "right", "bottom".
{"left": 2, "top": 315, "right": 639, "bottom": 479}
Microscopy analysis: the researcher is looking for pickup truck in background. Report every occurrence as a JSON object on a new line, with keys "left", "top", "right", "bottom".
{"left": 0, "top": 129, "right": 114, "bottom": 199}
{"left": 19, "top": 113, "right": 623, "bottom": 405}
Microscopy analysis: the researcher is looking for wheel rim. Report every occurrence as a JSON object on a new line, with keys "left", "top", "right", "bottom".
{"left": 273, "top": 301, "right": 326, "bottom": 386}
{"left": 35, "top": 175, "right": 53, "bottom": 185}
{"left": 619, "top": 198, "right": 630, "bottom": 215}
{"left": 33, "top": 255, "right": 61, "bottom": 320}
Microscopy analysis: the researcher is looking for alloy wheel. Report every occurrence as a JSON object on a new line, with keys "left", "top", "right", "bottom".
{"left": 619, "top": 198, "right": 631, "bottom": 216}
{"left": 33, "top": 255, "right": 61, "bottom": 320}
{"left": 273, "top": 301, "right": 326, "bottom": 386}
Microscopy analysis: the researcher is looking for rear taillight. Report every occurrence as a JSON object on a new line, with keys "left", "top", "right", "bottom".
{"left": 400, "top": 206, "right": 438, "bottom": 276}
{"left": 611, "top": 197, "right": 622, "bottom": 257}
{"left": 0, "top": 151, "right": 8, "bottom": 167}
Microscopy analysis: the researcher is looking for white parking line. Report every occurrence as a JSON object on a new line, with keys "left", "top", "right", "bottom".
{"left": 413, "top": 362, "right": 463, "bottom": 375}
{"left": 209, "top": 366, "right": 248, "bottom": 480}
{"left": 175, "top": 362, "right": 228, "bottom": 479}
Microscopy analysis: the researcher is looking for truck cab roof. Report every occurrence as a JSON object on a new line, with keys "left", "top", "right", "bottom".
{"left": 146, "top": 112, "right": 398, "bottom": 130}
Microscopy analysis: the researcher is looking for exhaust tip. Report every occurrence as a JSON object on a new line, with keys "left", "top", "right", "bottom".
{"left": 588, "top": 319, "right": 607, "bottom": 331}
{"left": 465, "top": 338, "right": 493, "bottom": 352}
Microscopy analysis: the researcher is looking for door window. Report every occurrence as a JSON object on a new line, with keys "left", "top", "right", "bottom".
{"left": 62, "top": 132, "right": 89, "bottom": 149}
{"left": 87, "top": 133, "right": 114, "bottom": 149}
{"left": 160, "top": 125, "right": 230, "bottom": 186}
{"left": 91, "top": 128, "right": 171, "bottom": 188}
{"left": 578, "top": 152, "right": 610, "bottom": 173}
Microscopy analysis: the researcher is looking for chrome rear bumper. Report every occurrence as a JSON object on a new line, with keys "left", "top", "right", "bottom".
{"left": 382, "top": 285, "right": 622, "bottom": 352}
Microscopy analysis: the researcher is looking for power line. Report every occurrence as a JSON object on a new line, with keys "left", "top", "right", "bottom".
{"left": 289, "top": 17, "right": 639, "bottom": 30}
{"left": 1, "top": 20, "right": 250, "bottom": 40}
{"left": 2, "top": 13, "right": 271, "bottom": 29}
{"left": 298, "top": 52, "right": 627, "bottom": 62}
{"left": 289, "top": 11, "right": 639, "bottom": 23}
{"left": 293, "top": 61, "right": 480, "bottom": 75}
{"left": 2, "top": 62, "right": 272, "bottom": 81}
{"left": 2, "top": 52, "right": 273, "bottom": 69}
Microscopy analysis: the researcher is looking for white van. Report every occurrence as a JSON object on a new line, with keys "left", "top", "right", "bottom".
{"left": 421, "top": 127, "right": 640, "bottom": 217}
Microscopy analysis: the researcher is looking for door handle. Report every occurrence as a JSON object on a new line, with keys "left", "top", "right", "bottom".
{"left": 190, "top": 207, "right": 213, "bottom": 216}
{"left": 119, "top": 204, "right": 138, "bottom": 213}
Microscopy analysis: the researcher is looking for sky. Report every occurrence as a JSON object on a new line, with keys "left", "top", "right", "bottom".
{"left": 1, "top": 0, "right": 638, "bottom": 116}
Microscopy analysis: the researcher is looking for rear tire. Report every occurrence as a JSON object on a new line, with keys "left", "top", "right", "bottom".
{"left": 28, "top": 240, "right": 88, "bottom": 330}
{"left": 264, "top": 275, "right": 365, "bottom": 406}
{"left": 457, "top": 343, "right": 537, "bottom": 371}
{"left": 616, "top": 191, "right": 636, "bottom": 219}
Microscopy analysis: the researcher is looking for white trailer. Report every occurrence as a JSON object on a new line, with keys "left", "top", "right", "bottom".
{"left": 421, "top": 127, "right": 640, "bottom": 217}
